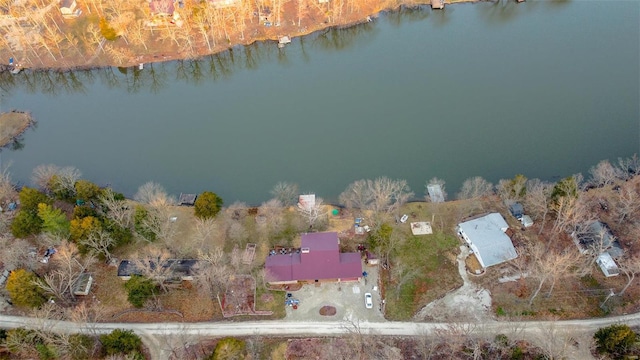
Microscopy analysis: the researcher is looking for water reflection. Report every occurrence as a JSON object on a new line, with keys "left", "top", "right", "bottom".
{"left": 387, "top": 6, "right": 430, "bottom": 28}
{"left": 313, "top": 22, "right": 378, "bottom": 51}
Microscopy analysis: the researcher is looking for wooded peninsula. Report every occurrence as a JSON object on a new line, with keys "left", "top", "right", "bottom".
{"left": 0, "top": 0, "right": 472, "bottom": 70}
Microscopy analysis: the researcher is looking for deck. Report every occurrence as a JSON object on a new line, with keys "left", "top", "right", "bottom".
{"left": 243, "top": 243, "right": 256, "bottom": 265}
{"left": 431, "top": 0, "right": 444, "bottom": 10}
{"left": 178, "top": 193, "right": 197, "bottom": 206}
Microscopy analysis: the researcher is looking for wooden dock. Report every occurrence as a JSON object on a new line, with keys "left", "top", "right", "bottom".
{"left": 243, "top": 243, "right": 256, "bottom": 265}
{"left": 178, "top": 193, "right": 197, "bottom": 206}
{"left": 431, "top": 0, "right": 444, "bottom": 10}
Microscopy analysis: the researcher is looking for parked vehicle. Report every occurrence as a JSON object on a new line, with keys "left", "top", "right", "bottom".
{"left": 365, "top": 293, "right": 373, "bottom": 309}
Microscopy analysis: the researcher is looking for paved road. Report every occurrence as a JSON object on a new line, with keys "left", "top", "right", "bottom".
{"left": 3, "top": 312, "right": 640, "bottom": 359}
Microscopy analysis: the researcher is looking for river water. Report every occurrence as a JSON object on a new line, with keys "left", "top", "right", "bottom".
{"left": 0, "top": 0, "right": 638, "bottom": 204}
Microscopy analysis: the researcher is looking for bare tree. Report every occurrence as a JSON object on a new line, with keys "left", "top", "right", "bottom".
{"left": 618, "top": 154, "right": 640, "bottom": 179}
{"left": 193, "top": 217, "right": 220, "bottom": 250}
{"left": 66, "top": 301, "right": 108, "bottom": 335}
{"left": 194, "top": 249, "right": 232, "bottom": 301}
{"left": 130, "top": 247, "right": 175, "bottom": 293}
{"left": 391, "top": 259, "right": 418, "bottom": 300}
{"left": 617, "top": 253, "right": 640, "bottom": 296}
{"left": 31, "top": 164, "right": 61, "bottom": 190}
{"left": 297, "top": 196, "right": 326, "bottom": 228}
{"left": 340, "top": 177, "right": 413, "bottom": 214}
{"left": 134, "top": 181, "right": 175, "bottom": 207}
{"left": 527, "top": 243, "right": 581, "bottom": 306}
{"left": 31, "top": 164, "right": 81, "bottom": 195}
{"left": 99, "top": 188, "right": 133, "bottom": 229}
{"left": 457, "top": 176, "right": 494, "bottom": 200}
{"left": 615, "top": 177, "right": 640, "bottom": 224}
{"left": 0, "top": 237, "right": 37, "bottom": 271}
{"left": 0, "top": 167, "right": 17, "bottom": 206}
{"left": 138, "top": 205, "right": 179, "bottom": 243}
{"left": 589, "top": 159, "right": 622, "bottom": 187}
{"left": 270, "top": 181, "right": 299, "bottom": 207}
{"left": 551, "top": 195, "right": 594, "bottom": 236}
{"left": 496, "top": 174, "right": 527, "bottom": 203}
{"left": 524, "top": 179, "right": 554, "bottom": 234}
{"left": 35, "top": 241, "right": 96, "bottom": 305}
{"left": 339, "top": 179, "right": 371, "bottom": 211}
{"left": 79, "top": 229, "right": 115, "bottom": 262}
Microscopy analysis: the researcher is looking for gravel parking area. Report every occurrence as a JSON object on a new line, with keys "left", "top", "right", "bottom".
{"left": 285, "top": 262, "right": 386, "bottom": 322}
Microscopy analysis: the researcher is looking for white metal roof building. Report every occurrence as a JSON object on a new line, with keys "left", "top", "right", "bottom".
{"left": 457, "top": 213, "right": 517, "bottom": 268}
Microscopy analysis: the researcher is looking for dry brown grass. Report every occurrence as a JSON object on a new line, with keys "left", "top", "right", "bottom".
{"left": 0, "top": 111, "right": 33, "bottom": 147}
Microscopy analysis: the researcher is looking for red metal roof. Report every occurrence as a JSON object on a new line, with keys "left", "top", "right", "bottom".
{"left": 265, "top": 232, "right": 362, "bottom": 282}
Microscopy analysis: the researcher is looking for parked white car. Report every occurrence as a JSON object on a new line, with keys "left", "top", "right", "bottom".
{"left": 365, "top": 293, "right": 373, "bottom": 309}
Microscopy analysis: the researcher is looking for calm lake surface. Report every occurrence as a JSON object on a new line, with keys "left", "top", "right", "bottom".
{"left": 1, "top": 0, "right": 638, "bottom": 204}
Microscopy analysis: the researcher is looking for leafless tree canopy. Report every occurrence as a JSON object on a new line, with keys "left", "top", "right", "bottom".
{"left": 0, "top": 236, "right": 37, "bottom": 271}
{"left": 524, "top": 179, "right": 553, "bottom": 234}
{"left": 79, "top": 229, "right": 115, "bottom": 261}
{"left": 296, "top": 196, "right": 326, "bottom": 228}
{"left": 134, "top": 181, "right": 175, "bottom": 207}
{"left": 339, "top": 177, "right": 414, "bottom": 214}
{"left": 31, "top": 164, "right": 82, "bottom": 195}
{"left": 0, "top": 167, "right": 17, "bottom": 206}
{"left": 525, "top": 242, "right": 582, "bottom": 306}
{"left": 589, "top": 159, "right": 623, "bottom": 187}
{"left": 130, "top": 246, "right": 175, "bottom": 292}
{"left": 270, "top": 182, "right": 299, "bottom": 207}
{"left": 99, "top": 188, "right": 133, "bottom": 229}
{"left": 457, "top": 176, "right": 494, "bottom": 200}
{"left": 35, "top": 241, "right": 96, "bottom": 305}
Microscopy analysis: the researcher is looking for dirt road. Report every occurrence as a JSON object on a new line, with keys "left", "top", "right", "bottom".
{"left": 2, "top": 312, "right": 640, "bottom": 359}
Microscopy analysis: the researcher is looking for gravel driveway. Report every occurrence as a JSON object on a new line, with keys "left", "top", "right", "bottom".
{"left": 285, "top": 262, "right": 386, "bottom": 322}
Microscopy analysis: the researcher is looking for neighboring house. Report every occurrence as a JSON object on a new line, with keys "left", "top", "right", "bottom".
{"left": 73, "top": 273, "right": 93, "bottom": 296}
{"left": 117, "top": 259, "right": 199, "bottom": 281}
{"left": 508, "top": 203, "right": 524, "bottom": 220}
{"left": 265, "top": 232, "right": 362, "bottom": 285}
{"left": 457, "top": 213, "right": 518, "bottom": 268}
{"left": 60, "top": 0, "right": 81, "bottom": 19}
{"left": 572, "top": 221, "right": 623, "bottom": 277}
{"left": 572, "top": 221, "right": 624, "bottom": 258}
{"left": 596, "top": 253, "right": 620, "bottom": 277}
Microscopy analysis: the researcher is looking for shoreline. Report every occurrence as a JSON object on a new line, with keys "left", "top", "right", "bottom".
{"left": 0, "top": 0, "right": 481, "bottom": 72}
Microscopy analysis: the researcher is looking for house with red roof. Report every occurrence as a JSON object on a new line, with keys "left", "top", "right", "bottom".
{"left": 265, "top": 232, "right": 363, "bottom": 285}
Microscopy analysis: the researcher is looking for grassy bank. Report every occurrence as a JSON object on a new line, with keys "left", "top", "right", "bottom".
{"left": 0, "top": 111, "right": 34, "bottom": 148}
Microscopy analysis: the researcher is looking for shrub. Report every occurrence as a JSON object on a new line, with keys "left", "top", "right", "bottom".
{"left": 74, "top": 180, "right": 102, "bottom": 201}
{"left": 100, "top": 329, "right": 142, "bottom": 357}
{"left": 209, "top": 337, "right": 246, "bottom": 360}
{"left": 194, "top": 191, "right": 224, "bottom": 219}
{"left": 19, "top": 187, "right": 51, "bottom": 212}
{"left": 11, "top": 210, "right": 43, "bottom": 238}
{"left": 133, "top": 205, "right": 156, "bottom": 241}
{"left": 5, "top": 269, "right": 45, "bottom": 308}
{"left": 124, "top": 275, "right": 156, "bottom": 308}
{"left": 99, "top": 18, "right": 118, "bottom": 41}
{"left": 594, "top": 324, "right": 638, "bottom": 358}
{"left": 70, "top": 216, "right": 102, "bottom": 241}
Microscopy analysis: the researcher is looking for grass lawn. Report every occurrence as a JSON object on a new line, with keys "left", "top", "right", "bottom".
{"left": 384, "top": 231, "right": 461, "bottom": 320}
